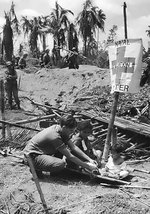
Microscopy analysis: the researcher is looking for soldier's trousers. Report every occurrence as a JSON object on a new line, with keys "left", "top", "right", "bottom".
{"left": 5, "top": 80, "right": 20, "bottom": 108}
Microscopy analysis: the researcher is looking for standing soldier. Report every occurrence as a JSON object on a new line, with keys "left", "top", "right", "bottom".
{"left": 43, "top": 49, "right": 52, "bottom": 68}
{"left": 67, "top": 47, "right": 79, "bottom": 69}
{"left": 18, "top": 53, "right": 28, "bottom": 69}
{"left": 4, "top": 61, "right": 21, "bottom": 110}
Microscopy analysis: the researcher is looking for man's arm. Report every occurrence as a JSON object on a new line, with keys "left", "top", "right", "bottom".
{"left": 4, "top": 70, "right": 17, "bottom": 80}
{"left": 58, "top": 146, "right": 97, "bottom": 172}
{"left": 67, "top": 139, "right": 94, "bottom": 163}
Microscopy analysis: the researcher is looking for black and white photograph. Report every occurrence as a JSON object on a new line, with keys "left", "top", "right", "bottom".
{"left": 0, "top": 0, "right": 150, "bottom": 213}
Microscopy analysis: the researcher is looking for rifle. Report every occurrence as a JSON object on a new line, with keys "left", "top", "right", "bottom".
{"left": 54, "top": 45, "right": 87, "bottom": 59}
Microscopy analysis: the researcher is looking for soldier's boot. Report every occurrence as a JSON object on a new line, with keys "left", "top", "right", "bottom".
{"left": 9, "top": 101, "right": 13, "bottom": 110}
{"left": 17, "top": 102, "right": 21, "bottom": 110}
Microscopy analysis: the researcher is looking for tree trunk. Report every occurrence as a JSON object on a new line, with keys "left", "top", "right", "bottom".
{"left": 42, "top": 34, "right": 46, "bottom": 51}
{"left": 3, "top": 24, "right": 13, "bottom": 61}
{"left": 84, "top": 37, "right": 87, "bottom": 56}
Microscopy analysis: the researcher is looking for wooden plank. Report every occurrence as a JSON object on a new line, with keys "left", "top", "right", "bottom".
{"left": 80, "top": 111, "right": 150, "bottom": 137}
{"left": 0, "top": 119, "right": 40, "bottom": 131}
{"left": 0, "top": 79, "right": 5, "bottom": 139}
{"left": 15, "top": 114, "right": 56, "bottom": 124}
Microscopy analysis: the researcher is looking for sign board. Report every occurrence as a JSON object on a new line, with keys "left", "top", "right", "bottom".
{"left": 108, "top": 39, "right": 143, "bottom": 93}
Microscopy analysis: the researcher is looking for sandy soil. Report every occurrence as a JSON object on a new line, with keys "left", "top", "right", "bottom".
{"left": 0, "top": 64, "right": 150, "bottom": 214}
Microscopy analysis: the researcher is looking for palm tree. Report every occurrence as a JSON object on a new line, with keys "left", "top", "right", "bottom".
{"left": 68, "top": 23, "right": 78, "bottom": 51}
{"left": 107, "top": 25, "right": 118, "bottom": 43}
{"left": 50, "top": 1, "right": 74, "bottom": 61}
{"left": 21, "top": 16, "right": 51, "bottom": 56}
{"left": 146, "top": 26, "right": 150, "bottom": 37}
{"left": 2, "top": 1, "right": 20, "bottom": 61}
{"left": 29, "top": 17, "right": 39, "bottom": 55}
{"left": 21, "top": 16, "right": 40, "bottom": 56}
{"left": 21, "top": 16, "right": 32, "bottom": 39}
{"left": 37, "top": 15, "right": 52, "bottom": 51}
{"left": 76, "top": 0, "right": 106, "bottom": 56}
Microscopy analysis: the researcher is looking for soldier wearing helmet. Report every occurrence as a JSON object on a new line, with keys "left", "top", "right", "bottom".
{"left": 18, "top": 53, "right": 28, "bottom": 69}
{"left": 67, "top": 47, "right": 79, "bottom": 69}
{"left": 4, "top": 61, "right": 21, "bottom": 110}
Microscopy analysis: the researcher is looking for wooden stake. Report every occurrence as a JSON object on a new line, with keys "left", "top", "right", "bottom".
{"left": 102, "top": 92, "right": 119, "bottom": 162}
{"left": 25, "top": 154, "right": 49, "bottom": 214}
{"left": 0, "top": 119, "right": 40, "bottom": 131}
{"left": 6, "top": 125, "right": 13, "bottom": 142}
{"left": 0, "top": 79, "right": 5, "bottom": 139}
{"left": 111, "top": 126, "right": 118, "bottom": 148}
{"left": 15, "top": 114, "right": 56, "bottom": 124}
{"left": 102, "top": 2, "right": 128, "bottom": 163}
{"left": 123, "top": 185, "right": 150, "bottom": 189}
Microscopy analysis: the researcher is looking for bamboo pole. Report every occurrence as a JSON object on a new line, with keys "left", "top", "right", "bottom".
{"left": 25, "top": 155, "right": 49, "bottom": 214}
{"left": 0, "top": 119, "right": 40, "bottom": 132}
{"left": 6, "top": 125, "right": 13, "bottom": 142}
{"left": 30, "top": 99, "right": 65, "bottom": 113}
{"left": 123, "top": 185, "right": 150, "bottom": 189}
{"left": 102, "top": 2, "right": 128, "bottom": 163}
{"left": 102, "top": 92, "right": 119, "bottom": 162}
{"left": 15, "top": 114, "right": 56, "bottom": 125}
{"left": 134, "top": 168, "right": 150, "bottom": 174}
{"left": 123, "top": 2, "right": 128, "bottom": 39}
{"left": 0, "top": 79, "right": 5, "bottom": 139}
{"left": 111, "top": 126, "right": 117, "bottom": 148}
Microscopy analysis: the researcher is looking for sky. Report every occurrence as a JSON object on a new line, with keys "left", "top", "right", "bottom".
{"left": 0, "top": 0, "right": 150, "bottom": 50}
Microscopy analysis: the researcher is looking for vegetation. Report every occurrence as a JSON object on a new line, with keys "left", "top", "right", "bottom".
{"left": 76, "top": 0, "right": 106, "bottom": 56}
{"left": 2, "top": 2, "right": 20, "bottom": 61}
{"left": 1, "top": 0, "right": 150, "bottom": 67}
{"left": 5, "top": 0, "right": 148, "bottom": 68}
{"left": 107, "top": 25, "right": 118, "bottom": 43}
{"left": 0, "top": 0, "right": 108, "bottom": 66}
{"left": 50, "top": 1, "right": 74, "bottom": 60}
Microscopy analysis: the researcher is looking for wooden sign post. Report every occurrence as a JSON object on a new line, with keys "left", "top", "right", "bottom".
{"left": 0, "top": 79, "right": 5, "bottom": 139}
{"left": 102, "top": 2, "right": 128, "bottom": 163}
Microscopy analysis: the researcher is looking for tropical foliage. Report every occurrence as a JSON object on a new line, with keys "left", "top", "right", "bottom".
{"left": 21, "top": 16, "right": 51, "bottom": 56}
{"left": 2, "top": 1, "right": 20, "bottom": 61}
{"left": 76, "top": 0, "right": 106, "bottom": 56}
{"left": 107, "top": 25, "right": 118, "bottom": 43}
{"left": 1, "top": 0, "right": 108, "bottom": 67}
{"left": 50, "top": 1, "right": 74, "bottom": 60}
{"left": 146, "top": 26, "right": 150, "bottom": 38}
{"left": 68, "top": 23, "right": 78, "bottom": 51}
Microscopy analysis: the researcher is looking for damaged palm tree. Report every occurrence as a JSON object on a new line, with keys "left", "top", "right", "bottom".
{"left": 50, "top": 1, "right": 74, "bottom": 62}
{"left": 2, "top": 1, "right": 20, "bottom": 61}
{"left": 21, "top": 16, "right": 39, "bottom": 56}
{"left": 76, "top": 0, "right": 106, "bottom": 56}
{"left": 2, "top": 14, "right": 13, "bottom": 61}
{"left": 68, "top": 23, "right": 79, "bottom": 51}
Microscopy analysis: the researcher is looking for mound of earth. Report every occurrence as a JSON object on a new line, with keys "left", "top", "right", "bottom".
{"left": 18, "top": 65, "right": 110, "bottom": 109}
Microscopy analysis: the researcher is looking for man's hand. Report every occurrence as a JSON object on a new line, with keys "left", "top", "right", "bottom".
{"left": 7, "top": 75, "right": 12, "bottom": 79}
{"left": 89, "top": 159, "right": 98, "bottom": 166}
{"left": 86, "top": 162, "right": 98, "bottom": 172}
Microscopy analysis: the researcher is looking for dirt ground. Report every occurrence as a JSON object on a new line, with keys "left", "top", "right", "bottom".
{"left": 0, "top": 64, "right": 150, "bottom": 214}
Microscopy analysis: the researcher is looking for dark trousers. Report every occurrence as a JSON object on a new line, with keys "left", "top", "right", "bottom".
{"left": 5, "top": 80, "right": 20, "bottom": 108}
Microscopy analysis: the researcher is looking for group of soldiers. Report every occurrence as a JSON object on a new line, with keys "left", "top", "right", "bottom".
{"left": 3, "top": 46, "right": 79, "bottom": 111}
{"left": 39, "top": 47, "right": 79, "bottom": 69}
